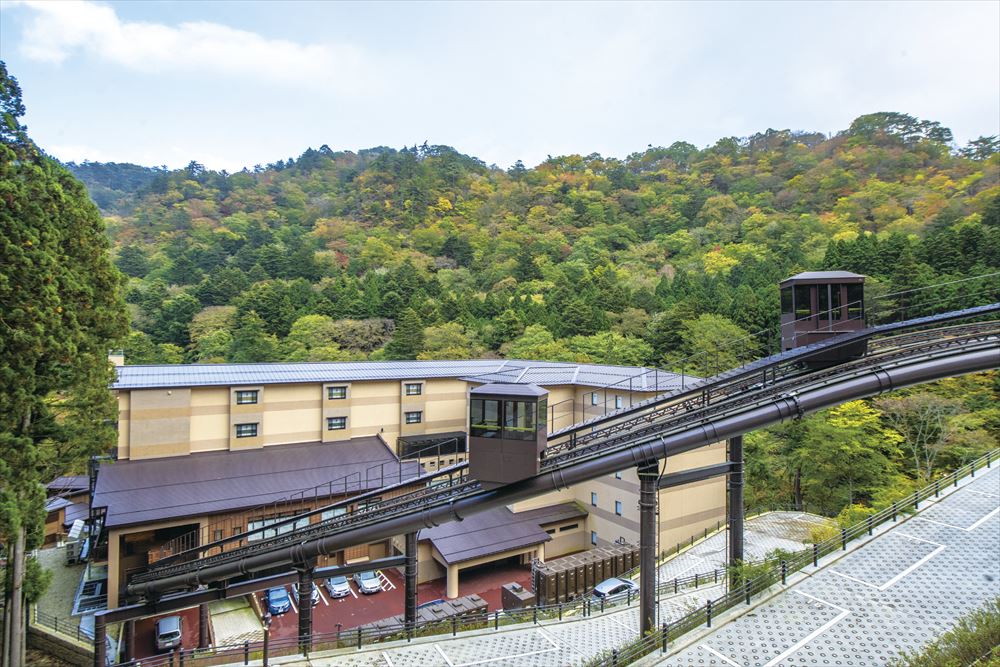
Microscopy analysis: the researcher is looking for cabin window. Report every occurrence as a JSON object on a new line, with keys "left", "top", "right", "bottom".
{"left": 559, "top": 523, "right": 579, "bottom": 532}
{"left": 405, "top": 411, "right": 422, "bottom": 424}
{"left": 470, "top": 399, "right": 501, "bottom": 438}
{"left": 780, "top": 287, "right": 793, "bottom": 314}
{"left": 327, "top": 416, "right": 347, "bottom": 430}
{"left": 327, "top": 386, "right": 347, "bottom": 400}
{"left": 404, "top": 383, "right": 423, "bottom": 396}
{"left": 503, "top": 400, "right": 536, "bottom": 440}
{"left": 591, "top": 492, "right": 598, "bottom": 506}
{"left": 235, "top": 390, "right": 258, "bottom": 405}
{"left": 615, "top": 395, "right": 623, "bottom": 409}
{"left": 847, "top": 284, "right": 864, "bottom": 320}
{"left": 818, "top": 284, "right": 830, "bottom": 320}
{"left": 591, "top": 531, "right": 598, "bottom": 546}
{"left": 794, "top": 285, "right": 812, "bottom": 320}
{"left": 591, "top": 393, "right": 599, "bottom": 406}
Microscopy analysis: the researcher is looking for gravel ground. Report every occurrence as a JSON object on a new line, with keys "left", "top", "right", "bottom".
{"left": 34, "top": 546, "right": 85, "bottom": 620}
{"left": 27, "top": 648, "right": 75, "bottom": 667}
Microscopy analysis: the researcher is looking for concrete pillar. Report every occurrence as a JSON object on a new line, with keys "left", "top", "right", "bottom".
{"left": 446, "top": 564, "right": 459, "bottom": 599}
{"left": 728, "top": 435, "right": 745, "bottom": 567}
{"left": 536, "top": 541, "right": 545, "bottom": 563}
{"left": 93, "top": 614, "right": 107, "bottom": 667}
{"left": 638, "top": 461, "right": 659, "bottom": 636}
{"left": 198, "top": 603, "right": 210, "bottom": 648}
{"left": 297, "top": 566, "right": 313, "bottom": 653}
{"left": 404, "top": 532, "right": 417, "bottom": 630}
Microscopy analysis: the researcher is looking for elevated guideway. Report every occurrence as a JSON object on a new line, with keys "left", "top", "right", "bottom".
{"left": 127, "top": 304, "right": 1000, "bottom": 597}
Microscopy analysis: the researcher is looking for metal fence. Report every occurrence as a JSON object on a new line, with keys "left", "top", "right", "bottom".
{"left": 31, "top": 607, "right": 91, "bottom": 644}
{"left": 585, "top": 448, "right": 998, "bottom": 667}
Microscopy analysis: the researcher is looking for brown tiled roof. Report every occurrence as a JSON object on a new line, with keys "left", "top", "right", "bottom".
{"left": 93, "top": 437, "right": 420, "bottom": 529}
{"left": 513, "top": 502, "right": 588, "bottom": 526}
{"left": 419, "top": 506, "right": 550, "bottom": 565}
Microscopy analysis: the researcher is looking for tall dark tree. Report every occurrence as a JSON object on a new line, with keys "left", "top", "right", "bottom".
{"left": 384, "top": 308, "right": 424, "bottom": 360}
{"left": 1, "top": 61, "right": 128, "bottom": 667}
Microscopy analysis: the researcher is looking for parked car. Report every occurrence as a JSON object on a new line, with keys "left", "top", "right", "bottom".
{"left": 324, "top": 575, "right": 351, "bottom": 599}
{"left": 292, "top": 581, "right": 321, "bottom": 606}
{"left": 264, "top": 586, "right": 292, "bottom": 614}
{"left": 353, "top": 570, "right": 381, "bottom": 594}
{"left": 591, "top": 577, "right": 639, "bottom": 599}
{"left": 154, "top": 615, "right": 183, "bottom": 652}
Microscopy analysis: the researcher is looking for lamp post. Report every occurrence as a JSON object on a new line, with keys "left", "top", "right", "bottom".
{"left": 262, "top": 612, "right": 272, "bottom": 667}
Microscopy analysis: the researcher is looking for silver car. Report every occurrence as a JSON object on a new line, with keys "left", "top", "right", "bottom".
{"left": 292, "top": 581, "right": 321, "bottom": 607}
{"left": 154, "top": 615, "right": 182, "bottom": 652}
{"left": 324, "top": 575, "right": 351, "bottom": 599}
{"left": 591, "top": 577, "right": 639, "bottom": 600}
{"left": 353, "top": 570, "right": 381, "bottom": 594}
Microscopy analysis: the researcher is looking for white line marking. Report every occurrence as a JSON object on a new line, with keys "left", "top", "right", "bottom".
{"left": 447, "top": 630, "right": 561, "bottom": 666}
{"left": 381, "top": 651, "right": 395, "bottom": 667}
{"left": 667, "top": 556, "right": 707, "bottom": 579}
{"left": 760, "top": 591, "right": 850, "bottom": 666}
{"left": 319, "top": 588, "right": 329, "bottom": 606}
{"left": 700, "top": 644, "right": 742, "bottom": 667}
{"left": 288, "top": 589, "right": 298, "bottom": 615}
{"left": 349, "top": 584, "right": 358, "bottom": 599}
{"left": 966, "top": 489, "right": 1000, "bottom": 498}
{"left": 831, "top": 536, "right": 945, "bottom": 591}
{"left": 434, "top": 644, "right": 455, "bottom": 666}
{"left": 917, "top": 505, "right": 999, "bottom": 532}
{"left": 609, "top": 615, "right": 640, "bottom": 635}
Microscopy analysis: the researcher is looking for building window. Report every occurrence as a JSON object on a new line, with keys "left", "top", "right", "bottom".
{"left": 327, "top": 386, "right": 347, "bottom": 400}
{"left": 233, "top": 526, "right": 242, "bottom": 536}
{"left": 615, "top": 500, "right": 623, "bottom": 516}
{"left": 213, "top": 529, "right": 224, "bottom": 541}
{"left": 247, "top": 516, "right": 308, "bottom": 542}
{"left": 590, "top": 492, "right": 597, "bottom": 507}
{"left": 591, "top": 531, "right": 598, "bottom": 546}
{"left": 320, "top": 507, "right": 346, "bottom": 522}
{"left": 614, "top": 471, "right": 623, "bottom": 480}
{"left": 327, "top": 416, "right": 347, "bottom": 430}
{"left": 559, "top": 523, "right": 579, "bottom": 532}
{"left": 615, "top": 395, "right": 623, "bottom": 409}
{"left": 404, "top": 383, "right": 423, "bottom": 396}
{"left": 235, "top": 390, "right": 258, "bottom": 405}
{"left": 235, "top": 423, "right": 258, "bottom": 438}
{"left": 405, "top": 411, "right": 422, "bottom": 424}
{"left": 546, "top": 528, "right": 556, "bottom": 535}
{"left": 591, "top": 393, "right": 599, "bottom": 406}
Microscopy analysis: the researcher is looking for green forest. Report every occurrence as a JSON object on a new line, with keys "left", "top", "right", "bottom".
{"left": 63, "top": 114, "right": 1000, "bottom": 518}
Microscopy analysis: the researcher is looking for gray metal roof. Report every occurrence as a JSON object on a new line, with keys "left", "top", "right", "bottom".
{"left": 512, "top": 502, "right": 588, "bottom": 526}
{"left": 113, "top": 360, "right": 688, "bottom": 392}
{"left": 470, "top": 383, "right": 549, "bottom": 397}
{"left": 781, "top": 271, "right": 866, "bottom": 285}
{"left": 92, "top": 436, "right": 421, "bottom": 529}
{"left": 418, "top": 506, "right": 551, "bottom": 565}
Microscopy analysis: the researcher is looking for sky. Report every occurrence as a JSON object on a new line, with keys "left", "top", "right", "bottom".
{"left": 1, "top": 0, "right": 998, "bottom": 172}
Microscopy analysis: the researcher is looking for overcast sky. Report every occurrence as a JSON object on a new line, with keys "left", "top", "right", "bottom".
{"left": 1, "top": 0, "right": 998, "bottom": 171}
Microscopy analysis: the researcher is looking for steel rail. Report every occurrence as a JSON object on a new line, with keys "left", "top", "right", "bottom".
{"left": 128, "top": 318, "right": 999, "bottom": 596}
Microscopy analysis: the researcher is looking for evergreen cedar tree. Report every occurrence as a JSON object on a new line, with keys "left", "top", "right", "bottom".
{"left": 0, "top": 61, "right": 128, "bottom": 666}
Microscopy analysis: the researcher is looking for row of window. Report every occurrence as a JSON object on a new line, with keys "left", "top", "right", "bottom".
{"left": 235, "top": 411, "right": 423, "bottom": 437}
{"left": 589, "top": 394, "right": 625, "bottom": 409}
{"left": 590, "top": 492, "right": 624, "bottom": 516}
{"left": 235, "top": 384, "right": 425, "bottom": 406}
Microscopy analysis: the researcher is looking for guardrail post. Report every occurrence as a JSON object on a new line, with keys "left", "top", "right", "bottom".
{"left": 892, "top": 502, "right": 898, "bottom": 522}
{"left": 662, "top": 622, "right": 669, "bottom": 654}
{"left": 987, "top": 451, "right": 992, "bottom": 468}
{"left": 706, "top": 599, "right": 713, "bottom": 627}
{"left": 694, "top": 573, "right": 699, "bottom": 588}
{"left": 452, "top": 616, "right": 457, "bottom": 636}
{"left": 533, "top": 606, "right": 538, "bottom": 624}
{"left": 169, "top": 648, "right": 175, "bottom": 667}
{"left": 954, "top": 474, "right": 958, "bottom": 488}
{"left": 601, "top": 596, "right": 605, "bottom": 613}
{"left": 627, "top": 588, "right": 632, "bottom": 605}
{"left": 357, "top": 626, "right": 362, "bottom": 649}
{"left": 841, "top": 529, "right": 847, "bottom": 551}
{"left": 714, "top": 569, "right": 718, "bottom": 584}
{"left": 243, "top": 640, "right": 249, "bottom": 664}
{"left": 673, "top": 578, "right": 678, "bottom": 594}
{"left": 867, "top": 516, "right": 873, "bottom": 536}
{"left": 781, "top": 560, "right": 787, "bottom": 585}
{"left": 558, "top": 603, "right": 563, "bottom": 621}
{"left": 744, "top": 580, "right": 751, "bottom": 605}
{"left": 494, "top": 610, "right": 499, "bottom": 630}
{"left": 179, "top": 648, "right": 185, "bottom": 667}
{"left": 971, "top": 463, "right": 975, "bottom": 478}
{"left": 935, "top": 480, "right": 940, "bottom": 498}
{"left": 612, "top": 648, "right": 619, "bottom": 666}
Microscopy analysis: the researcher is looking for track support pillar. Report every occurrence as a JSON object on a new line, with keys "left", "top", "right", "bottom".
{"left": 405, "top": 531, "right": 418, "bottom": 632}
{"left": 728, "top": 435, "right": 745, "bottom": 568}
{"left": 296, "top": 563, "right": 314, "bottom": 653}
{"left": 638, "top": 460, "right": 659, "bottom": 636}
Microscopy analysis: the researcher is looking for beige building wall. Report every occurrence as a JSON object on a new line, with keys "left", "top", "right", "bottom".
{"left": 128, "top": 388, "right": 192, "bottom": 460}
{"left": 191, "top": 387, "right": 230, "bottom": 453}
{"left": 116, "top": 391, "right": 130, "bottom": 459}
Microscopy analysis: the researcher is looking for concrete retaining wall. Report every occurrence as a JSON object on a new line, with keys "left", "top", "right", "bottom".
{"left": 27, "top": 623, "right": 93, "bottom": 667}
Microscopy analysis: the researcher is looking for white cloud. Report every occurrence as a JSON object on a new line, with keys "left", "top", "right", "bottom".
{"left": 12, "top": 0, "right": 364, "bottom": 88}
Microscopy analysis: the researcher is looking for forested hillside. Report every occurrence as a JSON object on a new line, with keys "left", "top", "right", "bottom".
{"left": 72, "top": 112, "right": 1000, "bottom": 529}
{"left": 78, "top": 112, "right": 999, "bottom": 369}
